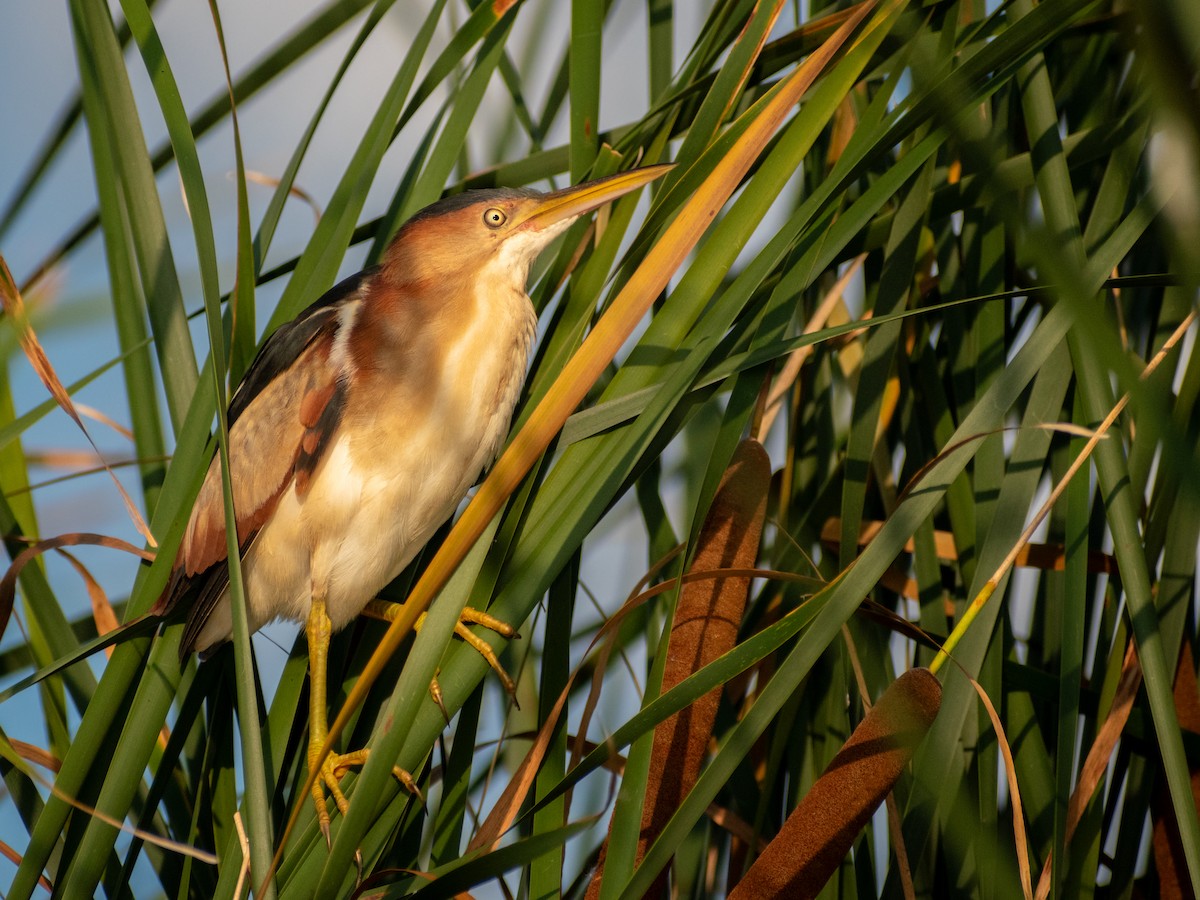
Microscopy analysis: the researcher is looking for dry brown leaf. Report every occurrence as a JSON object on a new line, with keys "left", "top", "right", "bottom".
{"left": 969, "top": 675, "right": 1033, "bottom": 900}
{"left": 707, "top": 803, "right": 767, "bottom": 851}
{"left": 1034, "top": 640, "right": 1141, "bottom": 900}
{"left": 0, "top": 253, "right": 155, "bottom": 546}
{"left": 57, "top": 549, "right": 118, "bottom": 652}
{"left": 885, "top": 792, "right": 916, "bottom": 900}
{"left": 72, "top": 402, "right": 135, "bottom": 441}
{"left": 825, "top": 91, "right": 859, "bottom": 167}
{"left": 243, "top": 169, "right": 323, "bottom": 224}
{"left": 25, "top": 449, "right": 122, "bottom": 470}
{"left": 9, "top": 738, "right": 61, "bottom": 773}
{"left": 0, "top": 532, "right": 155, "bottom": 643}
{"left": 1064, "top": 641, "right": 1142, "bottom": 833}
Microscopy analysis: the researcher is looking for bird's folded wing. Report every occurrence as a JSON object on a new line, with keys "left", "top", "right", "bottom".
{"left": 179, "top": 336, "right": 338, "bottom": 579}
{"left": 161, "top": 272, "right": 373, "bottom": 613}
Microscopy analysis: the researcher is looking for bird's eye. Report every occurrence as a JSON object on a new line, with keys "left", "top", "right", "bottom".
{"left": 483, "top": 208, "right": 507, "bottom": 228}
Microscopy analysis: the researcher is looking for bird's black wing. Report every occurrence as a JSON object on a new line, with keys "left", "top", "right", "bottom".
{"left": 227, "top": 267, "right": 378, "bottom": 425}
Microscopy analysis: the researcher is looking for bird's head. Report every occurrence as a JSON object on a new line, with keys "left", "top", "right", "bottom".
{"left": 380, "top": 164, "right": 672, "bottom": 294}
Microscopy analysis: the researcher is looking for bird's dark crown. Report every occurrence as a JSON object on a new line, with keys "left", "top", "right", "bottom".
{"left": 405, "top": 186, "right": 539, "bottom": 226}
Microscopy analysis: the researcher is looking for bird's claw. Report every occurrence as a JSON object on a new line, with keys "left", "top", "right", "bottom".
{"left": 454, "top": 607, "right": 520, "bottom": 699}
{"left": 363, "top": 599, "right": 521, "bottom": 701}
{"left": 310, "top": 747, "right": 421, "bottom": 844}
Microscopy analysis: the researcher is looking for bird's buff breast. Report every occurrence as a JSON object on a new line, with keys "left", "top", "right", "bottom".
{"left": 235, "top": 288, "right": 536, "bottom": 637}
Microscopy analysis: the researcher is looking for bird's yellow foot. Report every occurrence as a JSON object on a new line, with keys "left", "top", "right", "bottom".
{"left": 363, "top": 599, "right": 519, "bottom": 695}
{"left": 305, "top": 593, "right": 421, "bottom": 843}
{"left": 307, "top": 744, "right": 419, "bottom": 844}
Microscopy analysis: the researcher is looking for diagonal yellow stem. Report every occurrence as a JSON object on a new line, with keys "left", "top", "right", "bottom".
{"left": 930, "top": 309, "right": 1197, "bottom": 676}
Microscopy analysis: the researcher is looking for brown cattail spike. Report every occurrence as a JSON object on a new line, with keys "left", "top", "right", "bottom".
{"left": 587, "top": 439, "right": 771, "bottom": 898}
{"left": 730, "top": 667, "right": 943, "bottom": 900}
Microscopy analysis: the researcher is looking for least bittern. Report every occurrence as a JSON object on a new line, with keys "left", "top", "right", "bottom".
{"left": 156, "top": 165, "right": 670, "bottom": 838}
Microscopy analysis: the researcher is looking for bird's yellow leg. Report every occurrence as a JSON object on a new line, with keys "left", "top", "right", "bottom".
{"left": 361, "top": 599, "right": 517, "bottom": 695}
{"left": 306, "top": 593, "right": 416, "bottom": 843}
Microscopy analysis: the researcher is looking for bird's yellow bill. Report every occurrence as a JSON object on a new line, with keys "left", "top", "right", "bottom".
{"left": 519, "top": 164, "right": 672, "bottom": 232}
